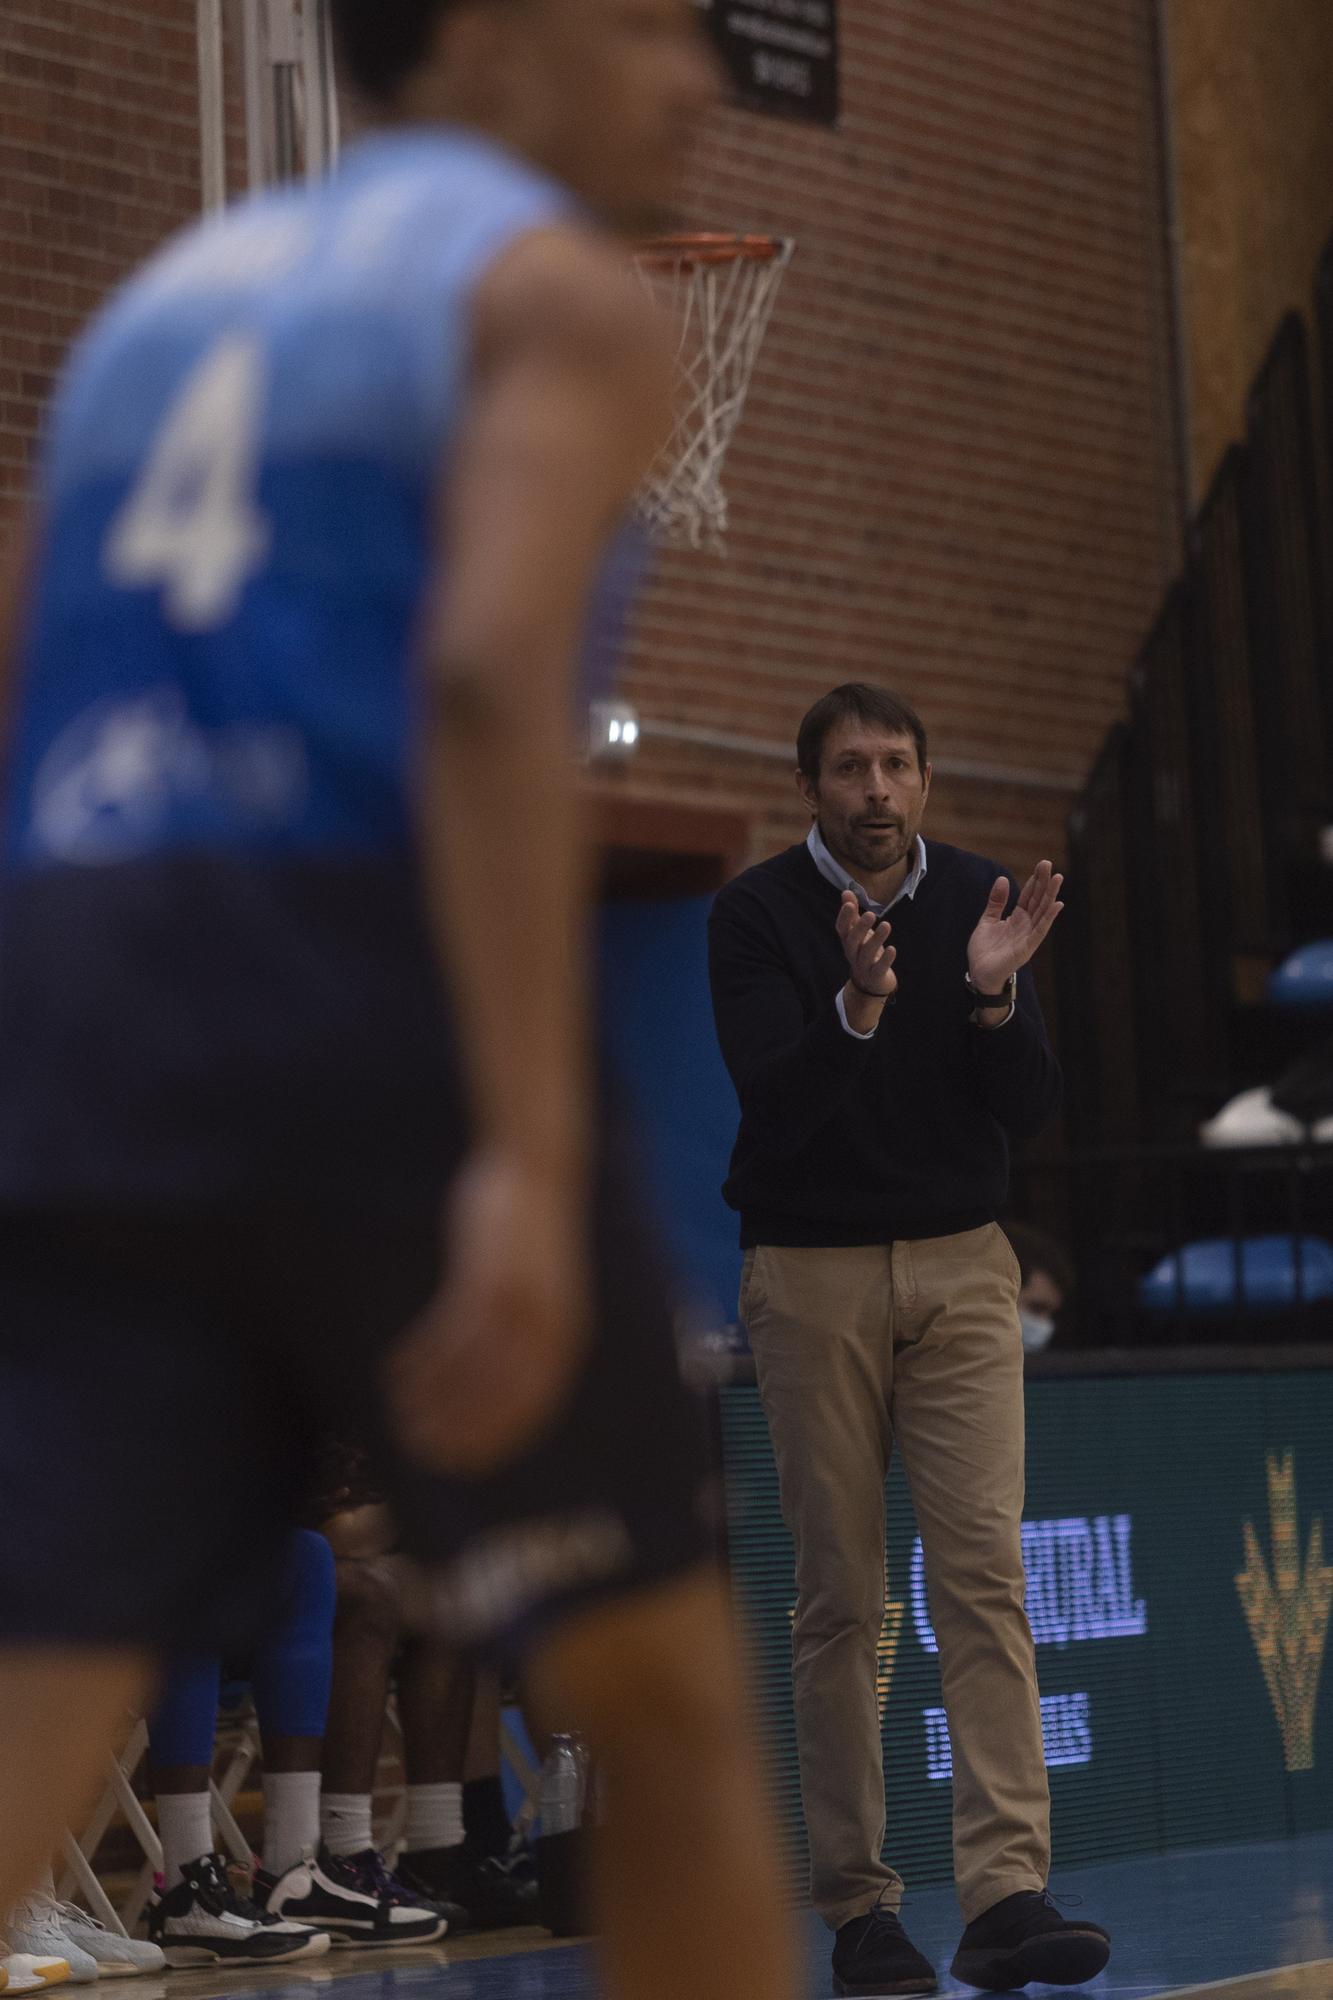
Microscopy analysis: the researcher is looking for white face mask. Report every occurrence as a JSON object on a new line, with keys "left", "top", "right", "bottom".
{"left": 1019, "top": 1307, "right": 1056, "bottom": 1354}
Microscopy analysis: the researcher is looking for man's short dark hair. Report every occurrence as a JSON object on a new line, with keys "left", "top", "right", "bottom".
{"left": 329, "top": 0, "right": 456, "bottom": 104}
{"left": 796, "top": 683, "right": 928, "bottom": 781}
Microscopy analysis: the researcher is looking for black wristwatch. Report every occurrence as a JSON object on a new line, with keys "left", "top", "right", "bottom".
{"left": 966, "top": 971, "right": 1017, "bottom": 1010}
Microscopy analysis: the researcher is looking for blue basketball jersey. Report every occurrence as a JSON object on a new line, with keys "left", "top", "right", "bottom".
{"left": 0, "top": 130, "right": 648, "bottom": 1199}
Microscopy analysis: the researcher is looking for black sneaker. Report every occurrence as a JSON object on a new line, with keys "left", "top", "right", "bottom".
{"left": 147, "top": 1853, "right": 328, "bottom": 1968}
{"left": 292, "top": 1847, "right": 448, "bottom": 1947}
{"left": 498, "top": 1836, "right": 538, "bottom": 1886}
{"left": 398, "top": 1844, "right": 539, "bottom": 1932}
{"left": 832, "top": 1902, "right": 937, "bottom": 1997}
{"left": 951, "top": 1890, "right": 1110, "bottom": 1991}
{"left": 256, "top": 1851, "right": 432, "bottom": 1950}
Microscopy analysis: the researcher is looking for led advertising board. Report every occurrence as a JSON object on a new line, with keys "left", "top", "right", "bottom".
{"left": 720, "top": 1370, "right": 1333, "bottom": 1884}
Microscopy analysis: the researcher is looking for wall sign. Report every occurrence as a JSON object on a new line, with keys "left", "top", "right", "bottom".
{"left": 701, "top": 0, "right": 839, "bottom": 125}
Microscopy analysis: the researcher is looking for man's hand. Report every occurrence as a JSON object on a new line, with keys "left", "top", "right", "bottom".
{"left": 837, "top": 889, "right": 898, "bottom": 999}
{"left": 967, "top": 860, "right": 1065, "bottom": 994}
{"left": 388, "top": 1148, "right": 591, "bottom": 1479}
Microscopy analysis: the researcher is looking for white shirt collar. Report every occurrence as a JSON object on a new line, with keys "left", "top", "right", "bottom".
{"left": 806, "top": 823, "right": 928, "bottom": 917}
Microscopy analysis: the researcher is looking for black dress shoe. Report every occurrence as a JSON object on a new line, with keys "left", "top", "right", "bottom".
{"left": 832, "top": 1903, "right": 937, "bottom": 1996}
{"left": 951, "top": 1890, "right": 1110, "bottom": 1991}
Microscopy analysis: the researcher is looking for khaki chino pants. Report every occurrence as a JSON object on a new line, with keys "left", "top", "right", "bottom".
{"left": 741, "top": 1224, "right": 1050, "bottom": 1926}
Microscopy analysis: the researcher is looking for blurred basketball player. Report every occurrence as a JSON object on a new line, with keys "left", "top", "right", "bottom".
{"left": 0, "top": 8, "right": 797, "bottom": 2000}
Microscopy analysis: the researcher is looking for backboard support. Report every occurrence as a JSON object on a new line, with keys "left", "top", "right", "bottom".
{"left": 197, "top": 0, "right": 340, "bottom": 213}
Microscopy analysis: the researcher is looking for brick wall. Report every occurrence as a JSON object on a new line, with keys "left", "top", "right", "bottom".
{"left": 0, "top": 0, "right": 1181, "bottom": 877}
{"left": 627, "top": 0, "right": 1184, "bottom": 871}
{"left": 0, "top": 1, "right": 200, "bottom": 511}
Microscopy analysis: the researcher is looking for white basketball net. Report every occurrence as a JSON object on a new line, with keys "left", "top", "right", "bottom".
{"left": 633, "top": 236, "right": 794, "bottom": 553}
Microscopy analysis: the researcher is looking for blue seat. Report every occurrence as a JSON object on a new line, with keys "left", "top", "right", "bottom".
{"left": 1268, "top": 940, "right": 1333, "bottom": 1009}
{"left": 1140, "top": 1234, "right": 1333, "bottom": 1312}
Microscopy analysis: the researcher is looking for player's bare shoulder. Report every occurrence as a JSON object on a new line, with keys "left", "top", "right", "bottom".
{"left": 471, "top": 225, "right": 674, "bottom": 457}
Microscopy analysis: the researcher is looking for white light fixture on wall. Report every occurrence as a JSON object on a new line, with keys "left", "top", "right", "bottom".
{"left": 587, "top": 699, "right": 641, "bottom": 764}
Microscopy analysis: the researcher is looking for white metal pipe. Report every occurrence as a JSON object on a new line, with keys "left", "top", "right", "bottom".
{"left": 1151, "top": 0, "right": 1195, "bottom": 525}
{"left": 323, "top": 0, "right": 342, "bottom": 164}
{"left": 242, "top": 0, "right": 270, "bottom": 191}
{"left": 196, "top": 0, "right": 227, "bottom": 212}
{"left": 301, "top": 0, "right": 333, "bottom": 179}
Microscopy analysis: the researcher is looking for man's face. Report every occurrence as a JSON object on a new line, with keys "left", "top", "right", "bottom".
{"left": 518, "top": 0, "right": 720, "bottom": 232}
{"left": 798, "top": 720, "right": 932, "bottom": 880}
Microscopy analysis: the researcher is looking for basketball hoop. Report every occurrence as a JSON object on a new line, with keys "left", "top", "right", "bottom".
{"left": 633, "top": 233, "right": 793, "bottom": 553}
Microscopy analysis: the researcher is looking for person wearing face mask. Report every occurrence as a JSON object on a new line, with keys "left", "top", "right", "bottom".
{"left": 709, "top": 683, "right": 1110, "bottom": 1998}
{"left": 1005, "top": 1224, "right": 1075, "bottom": 1355}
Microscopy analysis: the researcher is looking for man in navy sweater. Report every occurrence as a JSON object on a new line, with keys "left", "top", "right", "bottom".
{"left": 708, "top": 683, "right": 1110, "bottom": 1997}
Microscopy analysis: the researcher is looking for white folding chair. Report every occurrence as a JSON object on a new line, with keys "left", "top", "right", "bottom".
{"left": 58, "top": 1719, "right": 160, "bottom": 1938}
{"left": 210, "top": 1694, "right": 263, "bottom": 1872}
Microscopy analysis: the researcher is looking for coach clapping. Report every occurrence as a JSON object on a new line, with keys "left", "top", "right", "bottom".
{"left": 707, "top": 683, "right": 1111, "bottom": 1996}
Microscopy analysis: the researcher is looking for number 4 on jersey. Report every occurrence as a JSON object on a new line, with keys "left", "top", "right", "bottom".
{"left": 104, "top": 334, "right": 271, "bottom": 633}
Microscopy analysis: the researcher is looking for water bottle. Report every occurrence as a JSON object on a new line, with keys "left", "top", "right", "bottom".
{"left": 538, "top": 1733, "right": 592, "bottom": 1935}
{"left": 541, "top": 1734, "right": 583, "bottom": 1836}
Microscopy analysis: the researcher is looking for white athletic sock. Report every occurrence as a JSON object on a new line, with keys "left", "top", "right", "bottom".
{"left": 262, "top": 1770, "right": 322, "bottom": 1877}
{"left": 403, "top": 1782, "right": 464, "bottom": 1854}
{"left": 320, "top": 1792, "right": 374, "bottom": 1858}
{"left": 157, "top": 1792, "right": 216, "bottom": 1890}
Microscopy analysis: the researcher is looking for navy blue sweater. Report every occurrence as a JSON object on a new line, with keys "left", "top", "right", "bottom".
{"left": 707, "top": 839, "right": 1061, "bottom": 1247}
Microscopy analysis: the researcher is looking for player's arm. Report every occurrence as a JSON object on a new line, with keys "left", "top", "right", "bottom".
{"left": 391, "top": 228, "right": 673, "bottom": 1478}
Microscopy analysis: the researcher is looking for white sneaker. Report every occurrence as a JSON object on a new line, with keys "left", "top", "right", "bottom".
{"left": 29, "top": 1901, "right": 164, "bottom": 1982}
{"left": 8, "top": 1894, "right": 99, "bottom": 1985}
{"left": 2, "top": 1957, "right": 71, "bottom": 1993}
{"left": 146, "top": 1855, "right": 327, "bottom": 1968}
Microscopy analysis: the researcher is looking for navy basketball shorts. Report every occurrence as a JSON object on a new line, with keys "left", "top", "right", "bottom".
{"left": 0, "top": 1141, "right": 716, "bottom": 1662}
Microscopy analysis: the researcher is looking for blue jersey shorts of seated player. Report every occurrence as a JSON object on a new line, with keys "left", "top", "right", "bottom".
{"left": 0, "top": 129, "right": 711, "bottom": 1657}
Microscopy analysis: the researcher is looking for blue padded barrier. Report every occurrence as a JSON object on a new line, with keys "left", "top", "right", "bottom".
{"left": 1139, "top": 1233, "right": 1333, "bottom": 1311}
{"left": 598, "top": 897, "right": 741, "bottom": 1329}
{"left": 1268, "top": 940, "right": 1333, "bottom": 1009}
